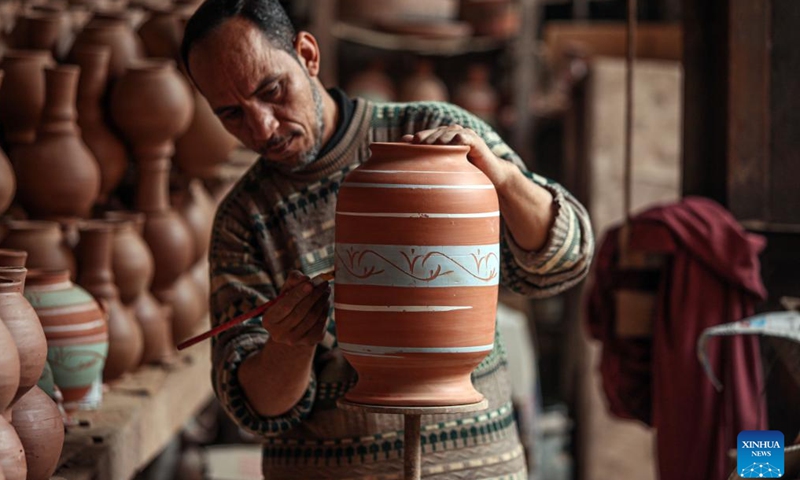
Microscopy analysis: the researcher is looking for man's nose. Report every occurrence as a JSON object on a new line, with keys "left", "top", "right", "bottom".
{"left": 245, "top": 106, "right": 278, "bottom": 142}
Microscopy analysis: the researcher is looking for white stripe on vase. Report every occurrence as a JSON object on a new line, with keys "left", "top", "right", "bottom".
{"left": 339, "top": 342, "right": 495, "bottom": 355}
{"left": 33, "top": 303, "right": 103, "bottom": 316}
{"left": 334, "top": 303, "right": 472, "bottom": 312}
{"left": 337, "top": 211, "right": 499, "bottom": 219}
{"left": 42, "top": 319, "right": 106, "bottom": 333}
{"left": 343, "top": 183, "right": 494, "bottom": 190}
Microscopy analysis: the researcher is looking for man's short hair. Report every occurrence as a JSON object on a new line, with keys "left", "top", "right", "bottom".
{"left": 180, "top": 0, "right": 296, "bottom": 78}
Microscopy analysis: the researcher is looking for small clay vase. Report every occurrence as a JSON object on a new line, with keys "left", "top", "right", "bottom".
{"left": 0, "top": 49, "right": 55, "bottom": 146}
{"left": 104, "top": 211, "right": 154, "bottom": 305}
{"left": 453, "top": 64, "right": 498, "bottom": 125}
{"left": 24, "top": 269, "right": 108, "bottom": 407}
{"left": 345, "top": 60, "right": 396, "bottom": 102}
{"left": 0, "top": 317, "right": 21, "bottom": 414}
{"left": 132, "top": 290, "right": 174, "bottom": 365}
{"left": 10, "top": 386, "right": 64, "bottom": 480}
{"left": 0, "top": 274, "right": 47, "bottom": 406}
{"left": 0, "top": 221, "right": 75, "bottom": 276}
{"left": 11, "top": 65, "right": 101, "bottom": 219}
{"left": 0, "top": 415, "right": 26, "bottom": 480}
{"left": 75, "top": 221, "right": 143, "bottom": 382}
{"left": 137, "top": 6, "right": 182, "bottom": 59}
{"left": 155, "top": 273, "right": 203, "bottom": 345}
{"left": 398, "top": 59, "right": 448, "bottom": 102}
{"left": 71, "top": 45, "right": 128, "bottom": 204}
{"left": 175, "top": 179, "right": 215, "bottom": 264}
{"left": 69, "top": 16, "right": 144, "bottom": 83}
{"left": 0, "top": 249, "right": 26, "bottom": 268}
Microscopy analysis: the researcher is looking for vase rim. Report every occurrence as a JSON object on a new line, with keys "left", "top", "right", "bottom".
{"left": 0, "top": 277, "right": 22, "bottom": 292}
{"left": 0, "top": 248, "right": 27, "bottom": 259}
{"left": 2, "top": 49, "right": 54, "bottom": 61}
{"left": 0, "top": 267, "right": 27, "bottom": 282}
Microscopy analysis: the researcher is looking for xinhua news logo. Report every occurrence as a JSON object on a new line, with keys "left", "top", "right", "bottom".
{"left": 738, "top": 430, "right": 785, "bottom": 478}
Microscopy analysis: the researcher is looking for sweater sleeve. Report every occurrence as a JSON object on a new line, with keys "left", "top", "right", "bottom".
{"left": 399, "top": 102, "right": 595, "bottom": 297}
{"left": 208, "top": 184, "right": 316, "bottom": 437}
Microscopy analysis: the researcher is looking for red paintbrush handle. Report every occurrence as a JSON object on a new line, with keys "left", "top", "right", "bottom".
{"left": 176, "top": 272, "right": 334, "bottom": 351}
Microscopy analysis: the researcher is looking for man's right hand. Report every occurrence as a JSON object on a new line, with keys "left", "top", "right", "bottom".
{"left": 262, "top": 270, "right": 331, "bottom": 347}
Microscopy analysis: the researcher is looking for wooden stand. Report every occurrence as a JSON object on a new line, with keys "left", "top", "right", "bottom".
{"left": 337, "top": 398, "right": 489, "bottom": 480}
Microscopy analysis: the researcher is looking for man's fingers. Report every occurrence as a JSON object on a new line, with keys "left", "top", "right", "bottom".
{"left": 291, "top": 295, "right": 330, "bottom": 344}
{"left": 280, "top": 270, "right": 308, "bottom": 293}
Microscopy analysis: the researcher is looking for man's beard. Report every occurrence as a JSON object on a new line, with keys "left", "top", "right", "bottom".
{"left": 287, "top": 75, "right": 325, "bottom": 173}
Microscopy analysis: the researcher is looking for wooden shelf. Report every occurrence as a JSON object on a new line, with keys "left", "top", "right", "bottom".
{"left": 53, "top": 323, "right": 213, "bottom": 480}
{"left": 331, "top": 21, "right": 509, "bottom": 56}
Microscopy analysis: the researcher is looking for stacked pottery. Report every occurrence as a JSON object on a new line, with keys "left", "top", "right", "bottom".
{"left": 0, "top": 49, "right": 55, "bottom": 147}
{"left": 109, "top": 59, "right": 197, "bottom": 343}
{"left": 137, "top": 6, "right": 182, "bottom": 59}
{"left": 68, "top": 14, "right": 144, "bottom": 82}
{"left": 0, "top": 415, "right": 25, "bottom": 480}
{"left": 104, "top": 211, "right": 174, "bottom": 364}
{"left": 75, "top": 221, "right": 143, "bottom": 381}
{"left": 398, "top": 59, "right": 448, "bottom": 102}
{"left": 453, "top": 64, "right": 498, "bottom": 126}
{"left": 24, "top": 269, "right": 108, "bottom": 411}
{"left": 10, "top": 65, "right": 101, "bottom": 219}
{"left": 10, "top": 386, "right": 64, "bottom": 480}
{"left": 334, "top": 143, "right": 499, "bottom": 406}
{"left": 0, "top": 255, "right": 25, "bottom": 417}
{"left": 0, "top": 220, "right": 76, "bottom": 277}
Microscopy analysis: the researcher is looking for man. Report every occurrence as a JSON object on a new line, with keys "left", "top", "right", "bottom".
{"left": 181, "top": 1, "right": 594, "bottom": 478}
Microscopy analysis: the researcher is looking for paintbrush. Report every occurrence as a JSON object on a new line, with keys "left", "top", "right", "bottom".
{"left": 177, "top": 272, "right": 334, "bottom": 351}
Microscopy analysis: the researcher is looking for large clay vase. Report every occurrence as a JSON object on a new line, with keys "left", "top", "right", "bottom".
{"left": 11, "top": 66, "right": 101, "bottom": 219}
{"left": 334, "top": 142, "right": 499, "bottom": 406}
{"left": 109, "top": 59, "right": 195, "bottom": 293}
{"left": 104, "top": 211, "right": 153, "bottom": 305}
{"left": 10, "top": 386, "right": 63, "bottom": 480}
{"left": 0, "top": 250, "right": 26, "bottom": 268}
{"left": 453, "top": 63, "right": 498, "bottom": 126}
{"left": 0, "top": 49, "right": 55, "bottom": 146}
{"left": 132, "top": 290, "right": 174, "bottom": 365}
{"left": 69, "top": 16, "right": 144, "bottom": 83}
{"left": 0, "top": 221, "right": 76, "bottom": 276}
{"left": 71, "top": 45, "right": 128, "bottom": 204}
{"left": 76, "top": 222, "right": 143, "bottom": 381}
{"left": 23, "top": 269, "right": 108, "bottom": 408}
{"left": 345, "top": 60, "right": 396, "bottom": 103}
{"left": 0, "top": 274, "right": 47, "bottom": 406}
{"left": 0, "top": 415, "right": 26, "bottom": 480}
{"left": 0, "top": 318, "right": 20, "bottom": 414}
{"left": 398, "top": 60, "right": 448, "bottom": 102}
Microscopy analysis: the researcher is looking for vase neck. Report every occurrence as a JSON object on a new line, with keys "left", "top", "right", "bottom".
{"left": 76, "top": 223, "right": 118, "bottom": 300}
{"left": 136, "top": 158, "right": 172, "bottom": 213}
{"left": 39, "top": 66, "right": 80, "bottom": 135}
{"left": 73, "top": 45, "right": 110, "bottom": 108}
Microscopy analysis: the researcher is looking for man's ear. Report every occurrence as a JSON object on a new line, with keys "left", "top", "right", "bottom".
{"left": 294, "top": 31, "right": 321, "bottom": 77}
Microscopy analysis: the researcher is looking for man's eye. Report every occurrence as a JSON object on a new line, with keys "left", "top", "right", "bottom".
{"left": 262, "top": 83, "right": 281, "bottom": 100}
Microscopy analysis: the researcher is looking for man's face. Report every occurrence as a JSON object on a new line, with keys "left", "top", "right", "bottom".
{"left": 188, "top": 17, "right": 324, "bottom": 171}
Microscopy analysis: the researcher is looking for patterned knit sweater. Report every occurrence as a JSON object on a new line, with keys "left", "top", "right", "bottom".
{"left": 209, "top": 99, "right": 594, "bottom": 479}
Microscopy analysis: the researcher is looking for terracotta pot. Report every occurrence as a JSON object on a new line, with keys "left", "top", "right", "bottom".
{"left": 398, "top": 60, "right": 448, "bottom": 102}
{"left": 0, "top": 318, "right": 20, "bottom": 413}
{"left": 460, "top": 0, "right": 520, "bottom": 39}
{"left": 345, "top": 60, "right": 396, "bottom": 103}
{"left": 0, "top": 275, "right": 47, "bottom": 406}
{"left": 173, "top": 88, "right": 239, "bottom": 180}
{"left": 453, "top": 63, "right": 498, "bottom": 125}
{"left": 154, "top": 273, "right": 203, "bottom": 345}
{"left": 137, "top": 7, "right": 181, "bottom": 59}
{"left": 23, "top": 269, "right": 108, "bottom": 407}
{"left": 334, "top": 142, "right": 499, "bottom": 406}
{"left": 132, "top": 290, "right": 174, "bottom": 364}
{"left": 69, "top": 16, "right": 144, "bottom": 83}
{"left": 72, "top": 45, "right": 128, "bottom": 204}
{"left": 175, "top": 179, "right": 215, "bottom": 264}
{"left": 76, "top": 221, "right": 143, "bottom": 381}
{"left": 0, "top": 415, "right": 26, "bottom": 480}
{"left": 11, "top": 66, "right": 101, "bottom": 219}
{"left": 9, "top": 11, "right": 62, "bottom": 56}
{"left": 0, "top": 49, "right": 55, "bottom": 146}
{"left": 0, "top": 221, "right": 75, "bottom": 276}
{"left": 0, "top": 250, "right": 26, "bottom": 268}
{"left": 10, "top": 386, "right": 63, "bottom": 480}
{"left": 104, "top": 211, "right": 154, "bottom": 305}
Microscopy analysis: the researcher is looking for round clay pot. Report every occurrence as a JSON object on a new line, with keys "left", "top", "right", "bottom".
{"left": 334, "top": 142, "right": 499, "bottom": 406}
{"left": 23, "top": 269, "right": 108, "bottom": 407}
{"left": 398, "top": 59, "right": 448, "bottom": 102}
{"left": 69, "top": 16, "right": 144, "bottom": 82}
{"left": 71, "top": 45, "right": 128, "bottom": 204}
{"left": 0, "top": 276, "right": 47, "bottom": 407}
{"left": 137, "top": 6, "right": 182, "bottom": 59}
{"left": 11, "top": 65, "right": 101, "bottom": 219}
{"left": 0, "top": 250, "right": 26, "bottom": 268}
{"left": 345, "top": 60, "right": 396, "bottom": 103}
{"left": 154, "top": 273, "right": 203, "bottom": 345}
{"left": 104, "top": 211, "right": 154, "bottom": 305}
{"left": 0, "top": 49, "right": 55, "bottom": 146}
{"left": 0, "top": 221, "right": 75, "bottom": 276}
{"left": 10, "top": 386, "right": 64, "bottom": 480}
{"left": 75, "top": 221, "right": 143, "bottom": 381}
{"left": 175, "top": 179, "right": 215, "bottom": 264}
{"left": 132, "top": 290, "right": 174, "bottom": 365}
{"left": 0, "top": 415, "right": 26, "bottom": 480}
{"left": 0, "top": 318, "right": 20, "bottom": 414}
{"left": 453, "top": 63, "right": 498, "bottom": 125}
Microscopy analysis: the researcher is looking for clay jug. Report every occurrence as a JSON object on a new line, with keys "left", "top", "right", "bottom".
{"left": 76, "top": 221, "right": 143, "bottom": 381}
{"left": 0, "top": 415, "right": 26, "bottom": 480}
{"left": 23, "top": 269, "right": 108, "bottom": 408}
{"left": 11, "top": 66, "right": 101, "bottom": 219}
{"left": 334, "top": 142, "right": 499, "bottom": 406}
{"left": 0, "top": 274, "right": 47, "bottom": 406}
{"left": 10, "top": 386, "right": 63, "bottom": 480}
{"left": 71, "top": 45, "right": 128, "bottom": 204}
{"left": 173, "top": 87, "right": 240, "bottom": 180}
{"left": 137, "top": 6, "right": 181, "bottom": 59}
{"left": 0, "top": 49, "right": 55, "bottom": 146}
{"left": 0, "top": 221, "right": 75, "bottom": 276}
{"left": 0, "top": 318, "right": 20, "bottom": 414}
{"left": 453, "top": 64, "right": 498, "bottom": 125}
{"left": 69, "top": 16, "right": 144, "bottom": 83}
{"left": 345, "top": 60, "right": 396, "bottom": 103}
{"left": 398, "top": 60, "right": 448, "bottom": 102}
{"left": 132, "top": 290, "right": 174, "bottom": 364}
{"left": 104, "top": 211, "right": 154, "bottom": 305}
{"left": 175, "top": 179, "right": 215, "bottom": 264}
{"left": 0, "top": 249, "right": 26, "bottom": 268}
{"left": 155, "top": 273, "right": 203, "bottom": 345}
